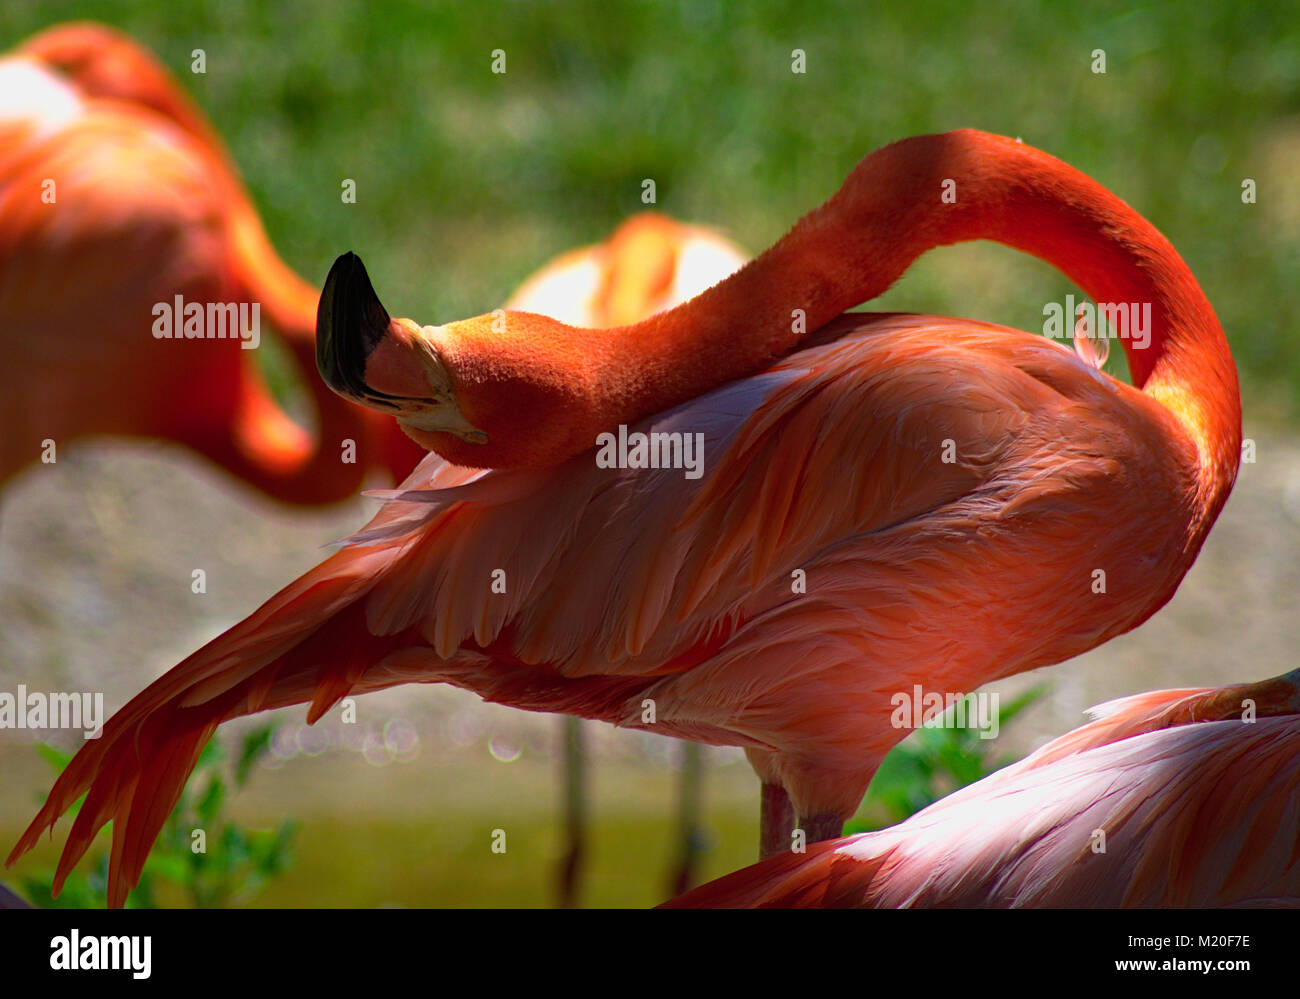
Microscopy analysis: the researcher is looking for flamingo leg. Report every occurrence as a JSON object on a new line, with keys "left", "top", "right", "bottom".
{"left": 797, "top": 813, "right": 845, "bottom": 845}
{"left": 760, "top": 782, "right": 797, "bottom": 858}
{"left": 667, "top": 741, "right": 705, "bottom": 895}
{"left": 556, "top": 716, "right": 587, "bottom": 908}
{"left": 761, "top": 784, "right": 845, "bottom": 858}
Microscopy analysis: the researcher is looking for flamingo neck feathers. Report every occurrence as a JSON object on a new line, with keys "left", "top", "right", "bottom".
{"left": 624, "top": 129, "right": 1241, "bottom": 528}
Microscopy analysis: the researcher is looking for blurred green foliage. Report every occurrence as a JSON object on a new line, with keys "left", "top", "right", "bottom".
{"left": 20, "top": 725, "right": 296, "bottom": 908}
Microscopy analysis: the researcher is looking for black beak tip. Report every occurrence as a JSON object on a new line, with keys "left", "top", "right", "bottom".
{"left": 317, "top": 251, "right": 392, "bottom": 398}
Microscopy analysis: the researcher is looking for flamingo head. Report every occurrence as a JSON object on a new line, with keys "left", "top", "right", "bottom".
{"left": 317, "top": 252, "right": 595, "bottom": 469}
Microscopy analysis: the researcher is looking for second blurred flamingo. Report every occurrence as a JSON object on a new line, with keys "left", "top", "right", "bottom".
{"left": 0, "top": 22, "right": 423, "bottom": 502}
{"left": 504, "top": 212, "right": 748, "bottom": 904}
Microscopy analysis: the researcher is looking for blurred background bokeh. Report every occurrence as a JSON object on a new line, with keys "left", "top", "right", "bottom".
{"left": 2, "top": 0, "right": 1298, "bottom": 906}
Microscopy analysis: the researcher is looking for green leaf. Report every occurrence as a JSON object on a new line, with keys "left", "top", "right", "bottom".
{"left": 235, "top": 725, "right": 276, "bottom": 787}
{"left": 196, "top": 776, "right": 226, "bottom": 825}
{"left": 142, "top": 853, "right": 191, "bottom": 883}
{"left": 35, "top": 743, "right": 72, "bottom": 772}
{"left": 195, "top": 737, "right": 226, "bottom": 771}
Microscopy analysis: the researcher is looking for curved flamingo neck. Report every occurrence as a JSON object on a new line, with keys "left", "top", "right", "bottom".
{"left": 225, "top": 203, "right": 322, "bottom": 343}
{"left": 622, "top": 129, "right": 1240, "bottom": 510}
{"left": 194, "top": 339, "right": 361, "bottom": 507}
{"left": 203, "top": 267, "right": 398, "bottom": 505}
{"left": 221, "top": 293, "right": 424, "bottom": 503}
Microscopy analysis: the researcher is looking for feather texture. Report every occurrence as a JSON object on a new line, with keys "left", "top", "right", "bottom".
{"left": 665, "top": 672, "right": 1300, "bottom": 908}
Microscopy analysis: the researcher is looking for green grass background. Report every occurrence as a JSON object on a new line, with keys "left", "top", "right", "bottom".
{"left": 3, "top": 0, "right": 1298, "bottom": 906}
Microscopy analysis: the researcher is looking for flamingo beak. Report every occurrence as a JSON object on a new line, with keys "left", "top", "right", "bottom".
{"left": 317, "top": 251, "right": 397, "bottom": 405}
{"left": 316, "top": 252, "right": 488, "bottom": 444}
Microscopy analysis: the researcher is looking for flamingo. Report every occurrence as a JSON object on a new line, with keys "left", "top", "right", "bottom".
{"left": 503, "top": 212, "right": 748, "bottom": 903}
{"left": 662, "top": 669, "right": 1300, "bottom": 907}
{"left": 504, "top": 211, "right": 748, "bottom": 329}
{"left": 0, "top": 23, "right": 423, "bottom": 501}
{"left": 8, "top": 129, "right": 1240, "bottom": 906}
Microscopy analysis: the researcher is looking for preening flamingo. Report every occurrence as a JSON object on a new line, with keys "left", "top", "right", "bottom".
{"left": 0, "top": 23, "right": 423, "bottom": 501}
{"left": 663, "top": 669, "right": 1300, "bottom": 907}
{"left": 8, "top": 129, "right": 1240, "bottom": 906}
{"left": 504, "top": 212, "right": 748, "bottom": 902}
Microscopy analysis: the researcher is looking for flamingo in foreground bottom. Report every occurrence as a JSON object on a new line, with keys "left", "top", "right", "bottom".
{"left": 0, "top": 22, "right": 422, "bottom": 500}
{"left": 9, "top": 129, "right": 1241, "bottom": 906}
{"left": 663, "top": 669, "right": 1300, "bottom": 907}
{"left": 504, "top": 213, "right": 748, "bottom": 902}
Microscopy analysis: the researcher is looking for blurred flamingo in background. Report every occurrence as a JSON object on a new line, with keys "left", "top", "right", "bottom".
{"left": 0, "top": 22, "right": 423, "bottom": 501}
{"left": 504, "top": 212, "right": 747, "bottom": 903}
{"left": 504, "top": 212, "right": 747, "bottom": 329}
{"left": 664, "top": 669, "right": 1300, "bottom": 907}
{"left": 9, "top": 129, "right": 1241, "bottom": 906}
